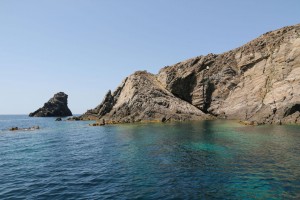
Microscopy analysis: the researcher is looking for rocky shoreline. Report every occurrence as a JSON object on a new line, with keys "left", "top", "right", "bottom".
{"left": 77, "top": 23, "right": 300, "bottom": 126}
{"left": 27, "top": 24, "right": 300, "bottom": 126}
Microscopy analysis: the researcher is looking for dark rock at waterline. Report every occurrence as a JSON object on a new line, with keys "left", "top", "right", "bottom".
{"left": 161, "top": 117, "right": 167, "bottom": 123}
{"left": 9, "top": 127, "right": 19, "bottom": 131}
{"left": 89, "top": 122, "right": 105, "bottom": 126}
{"left": 29, "top": 92, "right": 73, "bottom": 117}
{"left": 9, "top": 126, "right": 40, "bottom": 131}
{"left": 55, "top": 118, "right": 62, "bottom": 121}
{"left": 67, "top": 116, "right": 81, "bottom": 121}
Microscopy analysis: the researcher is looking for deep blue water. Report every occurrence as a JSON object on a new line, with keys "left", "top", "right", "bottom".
{"left": 0, "top": 115, "right": 299, "bottom": 199}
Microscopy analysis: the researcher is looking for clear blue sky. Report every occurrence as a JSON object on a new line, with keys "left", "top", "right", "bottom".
{"left": 0, "top": 0, "right": 299, "bottom": 114}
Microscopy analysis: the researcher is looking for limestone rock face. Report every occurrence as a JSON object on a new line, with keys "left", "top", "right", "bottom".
{"left": 80, "top": 71, "right": 210, "bottom": 123}
{"left": 29, "top": 92, "right": 73, "bottom": 117}
{"left": 157, "top": 24, "right": 300, "bottom": 124}
{"left": 82, "top": 23, "right": 300, "bottom": 125}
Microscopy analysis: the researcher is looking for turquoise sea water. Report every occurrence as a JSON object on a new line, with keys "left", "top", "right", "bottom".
{"left": 0, "top": 115, "right": 299, "bottom": 199}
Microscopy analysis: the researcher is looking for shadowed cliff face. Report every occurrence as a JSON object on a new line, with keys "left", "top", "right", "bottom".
{"left": 82, "top": 23, "right": 300, "bottom": 125}
{"left": 29, "top": 92, "right": 73, "bottom": 117}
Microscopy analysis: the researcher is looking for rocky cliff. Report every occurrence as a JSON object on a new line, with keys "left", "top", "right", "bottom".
{"left": 81, "top": 23, "right": 300, "bottom": 125}
{"left": 29, "top": 92, "right": 73, "bottom": 117}
{"left": 81, "top": 71, "right": 210, "bottom": 123}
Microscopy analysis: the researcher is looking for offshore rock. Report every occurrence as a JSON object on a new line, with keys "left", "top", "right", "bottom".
{"left": 81, "top": 23, "right": 300, "bottom": 125}
{"left": 29, "top": 92, "right": 73, "bottom": 117}
{"left": 9, "top": 126, "right": 40, "bottom": 131}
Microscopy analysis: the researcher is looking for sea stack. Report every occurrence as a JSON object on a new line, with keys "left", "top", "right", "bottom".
{"left": 29, "top": 92, "right": 73, "bottom": 117}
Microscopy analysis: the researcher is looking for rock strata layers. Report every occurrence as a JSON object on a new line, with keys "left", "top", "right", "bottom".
{"left": 80, "top": 71, "right": 211, "bottom": 123}
{"left": 81, "top": 23, "right": 300, "bottom": 125}
{"left": 29, "top": 92, "right": 73, "bottom": 117}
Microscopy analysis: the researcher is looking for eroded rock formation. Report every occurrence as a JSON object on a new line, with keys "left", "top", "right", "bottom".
{"left": 81, "top": 23, "right": 300, "bottom": 125}
{"left": 81, "top": 71, "right": 210, "bottom": 123}
{"left": 29, "top": 92, "right": 73, "bottom": 117}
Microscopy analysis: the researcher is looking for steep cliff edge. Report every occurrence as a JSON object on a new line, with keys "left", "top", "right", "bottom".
{"left": 82, "top": 23, "right": 300, "bottom": 125}
{"left": 29, "top": 92, "right": 73, "bottom": 117}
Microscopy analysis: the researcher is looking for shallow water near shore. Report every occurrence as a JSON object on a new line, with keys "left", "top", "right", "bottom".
{"left": 0, "top": 115, "right": 299, "bottom": 199}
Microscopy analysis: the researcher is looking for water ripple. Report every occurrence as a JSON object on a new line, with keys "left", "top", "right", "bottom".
{"left": 0, "top": 116, "right": 299, "bottom": 199}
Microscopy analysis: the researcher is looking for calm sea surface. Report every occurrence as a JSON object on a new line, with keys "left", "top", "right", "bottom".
{"left": 0, "top": 115, "right": 299, "bottom": 199}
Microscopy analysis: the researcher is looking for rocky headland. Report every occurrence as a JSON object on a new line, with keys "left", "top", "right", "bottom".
{"left": 29, "top": 92, "right": 73, "bottom": 117}
{"left": 80, "top": 23, "right": 300, "bottom": 125}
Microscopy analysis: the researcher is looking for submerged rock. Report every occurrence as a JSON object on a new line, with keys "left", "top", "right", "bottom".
{"left": 9, "top": 126, "right": 40, "bottom": 131}
{"left": 67, "top": 116, "right": 81, "bottom": 121}
{"left": 9, "top": 127, "right": 19, "bottom": 131}
{"left": 89, "top": 122, "right": 105, "bottom": 126}
{"left": 29, "top": 92, "right": 73, "bottom": 117}
{"left": 239, "top": 121, "right": 262, "bottom": 126}
{"left": 80, "top": 23, "right": 300, "bottom": 125}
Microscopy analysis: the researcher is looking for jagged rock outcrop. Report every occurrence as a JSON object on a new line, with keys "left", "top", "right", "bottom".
{"left": 82, "top": 23, "right": 300, "bottom": 125}
{"left": 80, "top": 71, "right": 210, "bottom": 123}
{"left": 29, "top": 92, "right": 73, "bottom": 117}
{"left": 157, "top": 24, "right": 300, "bottom": 124}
